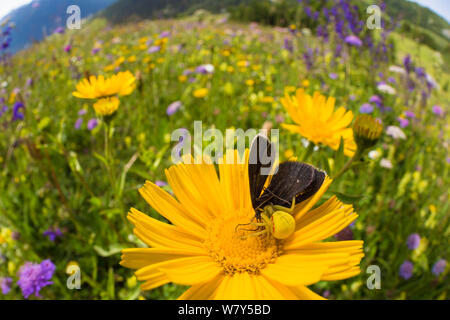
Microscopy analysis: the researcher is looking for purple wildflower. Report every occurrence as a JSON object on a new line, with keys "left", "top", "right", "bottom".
{"left": 74, "top": 118, "right": 83, "bottom": 129}
{"left": 432, "top": 105, "right": 444, "bottom": 116}
{"left": 195, "top": 64, "right": 214, "bottom": 75}
{"left": 92, "top": 47, "right": 101, "bottom": 55}
{"left": 53, "top": 27, "right": 65, "bottom": 34}
{"left": 159, "top": 31, "right": 170, "bottom": 38}
{"left": 397, "top": 117, "right": 409, "bottom": 128}
{"left": 0, "top": 277, "right": 12, "bottom": 295}
{"left": 369, "top": 95, "right": 382, "bottom": 106}
{"left": 406, "top": 233, "right": 420, "bottom": 250}
{"left": 12, "top": 102, "right": 25, "bottom": 121}
{"left": 360, "top": 103, "right": 374, "bottom": 114}
{"left": 87, "top": 118, "right": 98, "bottom": 131}
{"left": 399, "top": 260, "right": 413, "bottom": 280}
{"left": 78, "top": 109, "right": 87, "bottom": 116}
{"left": 0, "top": 105, "right": 8, "bottom": 117}
{"left": 404, "top": 111, "right": 415, "bottom": 118}
{"left": 17, "top": 259, "right": 55, "bottom": 299}
{"left": 345, "top": 35, "right": 362, "bottom": 47}
{"left": 403, "top": 55, "right": 412, "bottom": 73}
{"left": 329, "top": 72, "right": 338, "bottom": 80}
{"left": 148, "top": 46, "right": 160, "bottom": 54}
{"left": 415, "top": 67, "right": 425, "bottom": 78}
{"left": 64, "top": 44, "right": 72, "bottom": 53}
{"left": 283, "top": 37, "right": 293, "bottom": 53}
{"left": 432, "top": 259, "right": 446, "bottom": 276}
{"left": 43, "top": 227, "right": 63, "bottom": 242}
{"left": 155, "top": 180, "right": 167, "bottom": 187}
{"left": 166, "top": 101, "right": 182, "bottom": 116}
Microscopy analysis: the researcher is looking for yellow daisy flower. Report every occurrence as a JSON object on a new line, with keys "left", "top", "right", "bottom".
{"left": 72, "top": 71, "right": 136, "bottom": 99}
{"left": 193, "top": 88, "right": 209, "bottom": 98}
{"left": 93, "top": 97, "right": 120, "bottom": 116}
{"left": 120, "top": 151, "right": 364, "bottom": 299}
{"left": 281, "top": 89, "right": 357, "bottom": 157}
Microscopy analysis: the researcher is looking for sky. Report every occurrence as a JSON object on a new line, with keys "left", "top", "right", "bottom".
{"left": 0, "top": 0, "right": 449, "bottom": 23}
{"left": 408, "top": 0, "right": 450, "bottom": 23}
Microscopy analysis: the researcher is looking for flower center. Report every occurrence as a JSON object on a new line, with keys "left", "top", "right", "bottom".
{"left": 203, "top": 216, "right": 282, "bottom": 275}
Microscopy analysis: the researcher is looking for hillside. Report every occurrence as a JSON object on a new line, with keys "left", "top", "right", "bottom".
{"left": 2, "top": 0, "right": 117, "bottom": 53}
{"left": 100, "top": 0, "right": 248, "bottom": 24}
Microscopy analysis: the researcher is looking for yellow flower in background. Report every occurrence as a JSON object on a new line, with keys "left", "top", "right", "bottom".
{"left": 301, "top": 80, "right": 310, "bottom": 87}
{"left": 120, "top": 151, "right": 363, "bottom": 299}
{"left": 72, "top": 71, "right": 136, "bottom": 99}
{"left": 281, "top": 88, "right": 357, "bottom": 157}
{"left": 178, "top": 75, "right": 187, "bottom": 83}
{"left": 245, "top": 79, "right": 255, "bottom": 86}
{"left": 93, "top": 97, "right": 120, "bottom": 116}
{"left": 193, "top": 88, "right": 209, "bottom": 98}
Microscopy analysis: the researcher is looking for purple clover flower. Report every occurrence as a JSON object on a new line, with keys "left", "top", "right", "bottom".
{"left": 148, "top": 46, "right": 160, "bottom": 54}
{"left": 406, "top": 233, "right": 420, "bottom": 250}
{"left": 0, "top": 277, "right": 12, "bottom": 295}
{"left": 74, "top": 118, "right": 83, "bottom": 130}
{"left": 432, "top": 259, "right": 446, "bottom": 276}
{"left": 87, "top": 118, "right": 98, "bottom": 131}
{"left": 404, "top": 111, "right": 415, "bottom": 118}
{"left": 432, "top": 105, "right": 444, "bottom": 116}
{"left": 166, "top": 101, "right": 182, "bottom": 116}
{"left": 345, "top": 35, "right": 362, "bottom": 47}
{"left": 369, "top": 95, "right": 382, "bottom": 106}
{"left": 329, "top": 72, "right": 338, "bottom": 80}
{"left": 360, "top": 103, "right": 374, "bottom": 114}
{"left": 17, "top": 259, "right": 55, "bottom": 299}
{"left": 397, "top": 117, "right": 409, "bottom": 128}
{"left": 399, "top": 260, "right": 413, "bottom": 280}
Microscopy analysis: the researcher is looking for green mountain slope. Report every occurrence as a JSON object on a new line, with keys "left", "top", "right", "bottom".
{"left": 100, "top": 0, "right": 248, "bottom": 24}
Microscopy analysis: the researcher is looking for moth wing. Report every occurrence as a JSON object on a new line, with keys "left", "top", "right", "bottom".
{"left": 295, "top": 169, "right": 326, "bottom": 203}
{"left": 262, "top": 161, "right": 325, "bottom": 207}
{"left": 248, "top": 133, "right": 276, "bottom": 209}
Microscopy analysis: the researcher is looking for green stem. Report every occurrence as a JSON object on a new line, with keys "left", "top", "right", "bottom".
{"left": 333, "top": 150, "right": 361, "bottom": 180}
{"left": 302, "top": 142, "right": 315, "bottom": 162}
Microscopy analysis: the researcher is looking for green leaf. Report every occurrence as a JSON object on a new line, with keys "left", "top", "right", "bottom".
{"left": 93, "top": 244, "right": 126, "bottom": 257}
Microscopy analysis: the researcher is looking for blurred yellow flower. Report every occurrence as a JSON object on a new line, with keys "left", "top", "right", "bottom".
{"left": 237, "top": 60, "right": 249, "bottom": 68}
{"left": 245, "top": 79, "right": 255, "bottom": 86}
{"left": 178, "top": 75, "right": 187, "bottom": 83}
{"left": 93, "top": 97, "right": 120, "bottom": 116}
{"left": 301, "top": 80, "right": 310, "bottom": 87}
{"left": 193, "top": 88, "right": 209, "bottom": 98}
{"left": 281, "top": 88, "right": 356, "bottom": 157}
{"left": 73, "top": 71, "right": 136, "bottom": 99}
